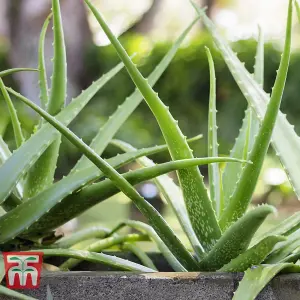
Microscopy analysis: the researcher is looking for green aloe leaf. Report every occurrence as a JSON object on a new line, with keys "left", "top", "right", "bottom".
{"left": 38, "top": 14, "right": 52, "bottom": 111}
{"left": 233, "top": 263, "right": 300, "bottom": 300}
{"left": 72, "top": 16, "right": 199, "bottom": 172}
{"left": 0, "top": 68, "right": 38, "bottom": 78}
{"left": 59, "top": 233, "right": 149, "bottom": 270}
{"left": 122, "top": 242, "right": 158, "bottom": 271}
{"left": 84, "top": 0, "right": 220, "bottom": 252}
{"left": 194, "top": 2, "right": 300, "bottom": 204}
{"left": 0, "top": 60, "right": 124, "bottom": 204}
{"left": 220, "top": 235, "right": 286, "bottom": 272}
{"left": 198, "top": 205, "right": 276, "bottom": 271}
{"left": 48, "top": 0, "right": 66, "bottom": 115}
{"left": 109, "top": 220, "right": 187, "bottom": 272}
{"left": 111, "top": 138, "right": 204, "bottom": 259}
{"left": 205, "top": 47, "right": 221, "bottom": 217}
{"left": 19, "top": 156, "right": 246, "bottom": 240}
{"left": 30, "top": 249, "right": 155, "bottom": 272}
{"left": 265, "top": 229, "right": 300, "bottom": 263}
{"left": 24, "top": 0, "right": 67, "bottom": 198}
{"left": 0, "top": 78, "right": 24, "bottom": 148}
{"left": 193, "top": 0, "right": 293, "bottom": 229}
{"left": 53, "top": 226, "right": 110, "bottom": 248}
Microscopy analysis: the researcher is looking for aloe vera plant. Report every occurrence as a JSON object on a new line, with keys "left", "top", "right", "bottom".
{"left": 1, "top": 0, "right": 300, "bottom": 299}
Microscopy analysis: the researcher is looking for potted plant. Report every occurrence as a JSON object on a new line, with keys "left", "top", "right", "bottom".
{"left": 1, "top": 0, "right": 300, "bottom": 299}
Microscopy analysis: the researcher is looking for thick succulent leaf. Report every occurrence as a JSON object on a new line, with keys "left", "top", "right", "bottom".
{"left": 233, "top": 263, "right": 300, "bottom": 300}
{"left": 265, "top": 229, "right": 300, "bottom": 263}
{"left": 0, "top": 68, "right": 38, "bottom": 77}
{"left": 85, "top": 0, "right": 220, "bottom": 252}
{"left": 53, "top": 226, "right": 110, "bottom": 248}
{"left": 206, "top": 47, "right": 221, "bottom": 217}
{"left": 48, "top": 0, "right": 66, "bottom": 115}
{"left": 195, "top": 2, "right": 300, "bottom": 201}
{"left": 72, "top": 17, "right": 199, "bottom": 172}
{"left": 222, "top": 27, "right": 263, "bottom": 207}
{"left": 0, "top": 78, "right": 24, "bottom": 148}
{"left": 38, "top": 14, "right": 52, "bottom": 111}
{"left": 20, "top": 157, "right": 246, "bottom": 240}
{"left": 220, "top": 235, "right": 285, "bottom": 272}
{"left": 25, "top": 0, "right": 67, "bottom": 198}
{"left": 31, "top": 249, "right": 155, "bottom": 272}
{"left": 109, "top": 220, "right": 187, "bottom": 272}
{"left": 59, "top": 233, "right": 149, "bottom": 270}
{"left": 122, "top": 242, "right": 158, "bottom": 271}
{"left": 251, "top": 211, "right": 300, "bottom": 246}
{"left": 204, "top": 0, "right": 292, "bottom": 229}
{"left": 0, "top": 61, "right": 124, "bottom": 204}
{"left": 198, "top": 205, "right": 276, "bottom": 271}
{"left": 111, "top": 138, "right": 204, "bottom": 259}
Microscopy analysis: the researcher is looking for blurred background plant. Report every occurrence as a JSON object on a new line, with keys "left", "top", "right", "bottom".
{"left": 0, "top": 0, "right": 298, "bottom": 242}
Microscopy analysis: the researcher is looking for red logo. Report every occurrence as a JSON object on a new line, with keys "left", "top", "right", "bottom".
{"left": 3, "top": 252, "right": 43, "bottom": 289}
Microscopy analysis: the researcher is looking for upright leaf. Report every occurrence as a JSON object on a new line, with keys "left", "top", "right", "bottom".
{"left": 84, "top": 0, "right": 220, "bottom": 251}
{"left": 0, "top": 79, "right": 24, "bottom": 148}
{"left": 193, "top": 0, "right": 293, "bottom": 229}
{"left": 72, "top": 17, "right": 199, "bottom": 172}
{"left": 38, "top": 14, "right": 52, "bottom": 111}
{"left": 205, "top": 47, "right": 221, "bottom": 217}
{"left": 24, "top": 0, "right": 67, "bottom": 198}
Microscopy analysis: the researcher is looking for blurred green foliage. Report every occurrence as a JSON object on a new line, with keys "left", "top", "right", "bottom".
{"left": 2, "top": 33, "right": 300, "bottom": 176}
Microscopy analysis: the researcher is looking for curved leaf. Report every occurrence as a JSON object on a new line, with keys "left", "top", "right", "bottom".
{"left": 109, "top": 220, "right": 187, "bottom": 272}
{"left": 198, "top": 205, "right": 276, "bottom": 271}
{"left": 30, "top": 249, "right": 155, "bottom": 272}
{"left": 220, "top": 235, "right": 285, "bottom": 272}
{"left": 206, "top": 47, "right": 221, "bottom": 217}
{"left": 59, "top": 233, "right": 149, "bottom": 270}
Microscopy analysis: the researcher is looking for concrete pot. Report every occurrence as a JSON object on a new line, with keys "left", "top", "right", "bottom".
{"left": 3, "top": 253, "right": 300, "bottom": 300}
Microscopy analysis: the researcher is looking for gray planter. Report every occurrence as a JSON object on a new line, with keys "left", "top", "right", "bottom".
{"left": 2, "top": 253, "right": 300, "bottom": 299}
